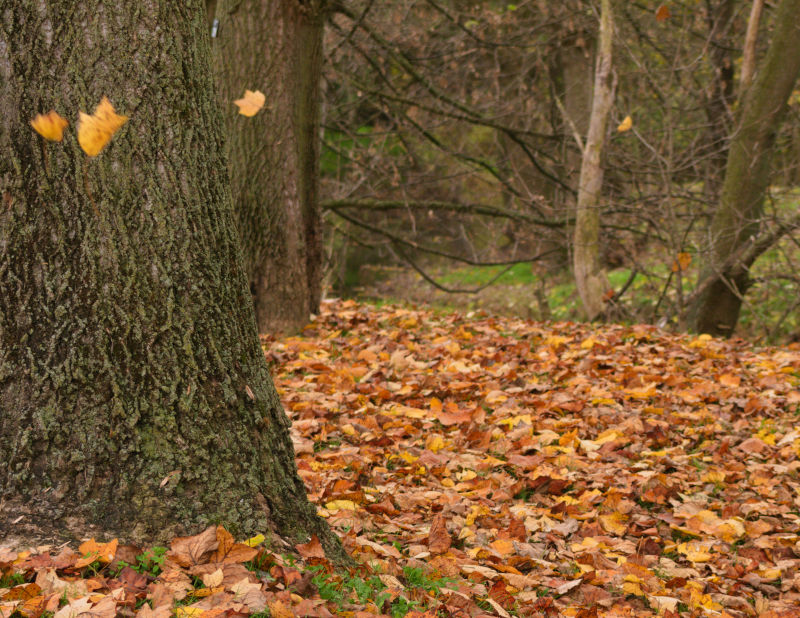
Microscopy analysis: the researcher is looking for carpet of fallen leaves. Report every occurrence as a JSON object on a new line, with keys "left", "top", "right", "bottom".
{"left": 3, "top": 299, "right": 800, "bottom": 618}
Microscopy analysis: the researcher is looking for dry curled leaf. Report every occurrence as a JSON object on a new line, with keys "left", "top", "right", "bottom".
{"left": 168, "top": 527, "right": 218, "bottom": 568}
{"left": 427, "top": 513, "right": 452, "bottom": 554}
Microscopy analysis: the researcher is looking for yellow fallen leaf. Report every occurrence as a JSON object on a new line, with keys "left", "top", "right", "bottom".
{"left": 465, "top": 504, "right": 490, "bottom": 526}
{"left": 244, "top": 534, "right": 265, "bottom": 547}
{"left": 175, "top": 608, "right": 204, "bottom": 618}
{"left": 234, "top": 89, "right": 266, "bottom": 116}
{"left": 396, "top": 405, "right": 426, "bottom": 419}
{"left": 622, "top": 580, "right": 645, "bottom": 596}
{"left": 678, "top": 542, "right": 712, "bottom": 562}
{"left": 599, "top": 512, "right": 628, "bottom": 535}
{"left": 617, "top": 115, "right": 633, "bottom": 132}
{"left": 456, "top": 469, "right": 477, "bottom": 481}
{"left": 759, "top": 568, "right": 781, "bottom": 580}
{"left": 426, "top": 435, "right": 445, "bottom": 452}
{"left": 715, "top": 518, "right": 745, "bottom": 542}
{"left": 497, "top": 414, "right": 532, "bottom": 428}
{"left": 325, "top": 499, "right": 357, "bottom": 512}
{"left": 594, "top": 429, "right": 624, "bottom": 445}
{"left": 397, "top": 451, "right": 419, "bottom": 464}
{"left": 688, "top": 334, "right": 712, "bottom": 348}
{"left": 702, "top": 469, "right": 726, "bottom": 484}
{"left": 30, "top": 110, "right": 69, "bottom": 141}
{"left": 78, "top": 97, "right": 128, "bottom": 156}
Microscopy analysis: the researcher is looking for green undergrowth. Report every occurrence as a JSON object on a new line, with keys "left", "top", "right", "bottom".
{"left": 308, "top": 564, "right": 457, "bottom": 617}
{"left": 351, "top": 240, "right": 800, "bottom": 343}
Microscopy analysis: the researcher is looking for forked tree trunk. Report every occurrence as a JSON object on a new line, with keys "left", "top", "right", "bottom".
{"left": 573, "top": 0, "right": 614, "bottom": 320}
{"left": 0, "top": 0, "right": 342, "bottom": 560}
{"left": 209, "top": 0, "right": 325, "bottom": 334}
{"left": 689, "top": 0, "right": 800, "bottom": 336}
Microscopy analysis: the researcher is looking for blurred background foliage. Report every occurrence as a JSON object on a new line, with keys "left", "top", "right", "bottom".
{"left": 316, "top": 0, "right": 800, "bottom": 343}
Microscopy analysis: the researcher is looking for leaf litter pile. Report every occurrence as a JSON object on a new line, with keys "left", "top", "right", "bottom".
{"left": 3, "top": 300, "right": 800, "bottom": 617}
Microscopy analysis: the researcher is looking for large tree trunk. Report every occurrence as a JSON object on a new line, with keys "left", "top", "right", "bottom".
{"left": 689, "top": 0, "right": 800, "bottom": 336}
{"left": 0, "top": 0, "right": 343, "bottom": 560}
{"left": 210, "top": 0, "right": 325, "bottom": 334}
{"left": 573, "top": 0, "right": 614, "bottom": 320}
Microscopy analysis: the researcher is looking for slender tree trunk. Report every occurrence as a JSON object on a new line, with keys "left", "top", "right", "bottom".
{"left": 573, "top": 0, "right": 614, "bottom": 320}
{"left": 702, "top": 0, "right": 736, "bottom": 199}
{"left": 210, "top": 0, "right": 325, "bottom": 334}
{"left": 0, "top": 0, "right": 343, "bottom": 560}
{"left": 689, "top": 0, "right": 800, "bottom": 336}
{"left": 739, "top": 0, "right": 765, "bottom": 97}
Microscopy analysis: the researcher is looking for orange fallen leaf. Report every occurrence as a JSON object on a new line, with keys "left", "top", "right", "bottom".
{"left": 3, "top": 583, "right": 41, "bottom": 601}
{"left": 266, "top": 599, "right": 294, "bottom": 618}
{"left": 76, "top": 539, "right": 118, "bottom": 566}
{"left": 296, "top": 535, "right": 326, "bottom": 559}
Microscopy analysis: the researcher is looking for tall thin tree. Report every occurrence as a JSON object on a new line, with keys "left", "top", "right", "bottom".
{"left": 573, "top": 0, "right": 615, "bottom": 320}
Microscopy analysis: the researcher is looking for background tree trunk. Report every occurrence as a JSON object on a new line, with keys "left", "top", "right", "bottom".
{"left": 210, "top": 0, "right": 325, "bottom": 334}
{"left": 0, "top": 0, "right": 342, "bottom": 560}
{"left": 573, "top": 0, "right": 614, "bottom": 320}
{"left": 689, "top": 0, "right": 800, "bottom": 336}
{"left": 701, "top": 0, "right": 736, "bottom": 200}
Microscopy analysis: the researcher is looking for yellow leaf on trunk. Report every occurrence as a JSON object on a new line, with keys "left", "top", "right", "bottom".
{"left": 77, "top": 97, "right": 128, "bottom": 156}
{"left": 234, "top": 90, "right": 266, "bottom": 116}
{"left": 31, "top": 111, "right": 69, "bottom": 141}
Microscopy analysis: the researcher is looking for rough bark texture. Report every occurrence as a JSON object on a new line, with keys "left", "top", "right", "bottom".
{"left": 573, "top": 0, "right": 613, "bottom": 320}
{"left": 0, "top": 0, "right": 344, "bottom": 561}
{"left": 210, "top": 0, "right": 324, "bottom": 334}
{"left": 690, "top": 0, "right": 800, "bottom": 336}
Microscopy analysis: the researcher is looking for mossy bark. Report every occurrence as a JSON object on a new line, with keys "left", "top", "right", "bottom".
{"left": 0, "top": 0, "right": 344, "bottom": 561}
{"left": 209, "top": 0, "right": 325, "bottom": 334}
{"left": 689, "top": 0, "right": 800, "bottom": 336}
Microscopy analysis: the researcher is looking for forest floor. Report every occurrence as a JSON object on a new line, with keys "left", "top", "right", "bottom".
{"left": 3, "top": 299, "right": 800, "bottom": 617}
